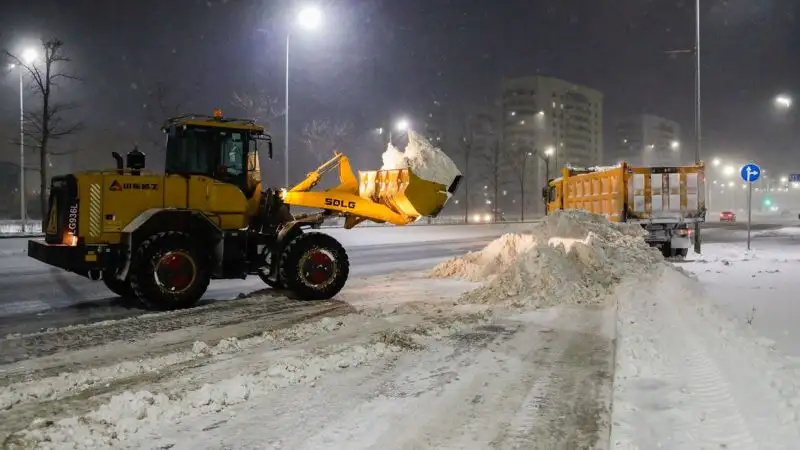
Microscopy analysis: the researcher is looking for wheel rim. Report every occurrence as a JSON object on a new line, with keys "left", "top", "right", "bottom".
{"left": 298, "top": 248, "right": 337, "bottom": 288}
{"left": 154, "top": 251, "right": 197, "bottom": 294}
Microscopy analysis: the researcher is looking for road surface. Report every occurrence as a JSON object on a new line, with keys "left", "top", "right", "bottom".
{"left": 0, "top": 221, "right": 792, "bottom": 336}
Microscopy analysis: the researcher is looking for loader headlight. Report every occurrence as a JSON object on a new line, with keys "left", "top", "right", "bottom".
{"left": 63, "top": 232, "right": 77, "bottom": 246}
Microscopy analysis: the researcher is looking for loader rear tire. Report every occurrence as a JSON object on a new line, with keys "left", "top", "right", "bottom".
{"left": 102, "top": 269, "right": 135, "bottom": 299}
{"left": 279, "top": 232, "right": 349, "bottom": 301}
{"left": 130, "top": 231, "right": 210, "bottom": 311}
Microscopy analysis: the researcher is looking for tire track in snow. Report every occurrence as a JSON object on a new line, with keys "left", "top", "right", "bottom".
{"left": 283, "top": 305, "right": 613, "bottom": 450}
{"left": 611, "top": 269, "right": 800, "bottom": 449}
{"left": 671, "top": 275, "right": 800, "bottom": 448}
{"left": 492, "top": 306, "right": 613, "bottom": 450}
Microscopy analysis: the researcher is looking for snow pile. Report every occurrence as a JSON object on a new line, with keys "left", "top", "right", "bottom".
{"left": 380, "top": 130, "right": 461, "bottom": 187}
{"left": 11, "top": 341, "right": 401, "bottom": 449}
{"left": 429, "top": 233, "right": 536, "bottom": 281}
{"left": 0, "top": 315, "right": 360, "bottom": 413}
{"left": 432, "top": 210, "right": 663, "bottom": 308}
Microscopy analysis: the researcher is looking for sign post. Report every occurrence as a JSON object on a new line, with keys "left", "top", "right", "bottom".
{"left": 740, "top": 163, "right": 761, "bottom": 251}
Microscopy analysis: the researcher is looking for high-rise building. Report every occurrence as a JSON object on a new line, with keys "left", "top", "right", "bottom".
{"left": 614, "top": 114, "right": 681, "bottom": 166}
{"left": 501, "top": 76, "right": 604, "bottom": 173}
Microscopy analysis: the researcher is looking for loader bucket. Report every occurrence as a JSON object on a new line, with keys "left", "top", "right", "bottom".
{"left": 358, "top": 168, "right": 455, "bottom": 220}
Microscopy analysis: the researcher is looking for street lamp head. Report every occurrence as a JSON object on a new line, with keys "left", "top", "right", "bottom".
{"left": 395, "top": 118, "right": 409, "bottom": 131}
{"left": 780, "top": 176, "right": 789, "bottom": 183}
{"left": 21, "top": 48, "right": 37, "bottom": 65}
{"left": 775, "top": 94, "right": 793, "bottom": 109}
{"left": 297, "top": 6, "right": 322, "bottom": 30}
{"left": 670, "top": 140, "right": 680, "bottom": 150}
{"left": 544, "top": 146, "right": 555, "bottom": 157}
{"left": 723, "top": 165, "right": 735, "bottom": 177}
{"left": 712, "top": 157, "right": 721, "bottom": 167}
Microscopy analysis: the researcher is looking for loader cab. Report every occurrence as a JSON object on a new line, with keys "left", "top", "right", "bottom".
{"left": 163, "top": 111, "right": 273, "bottom": 197}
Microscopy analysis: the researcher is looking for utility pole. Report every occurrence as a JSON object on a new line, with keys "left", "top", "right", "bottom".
{"left": 694, "top": 0, "right": 701, "bottom": 165}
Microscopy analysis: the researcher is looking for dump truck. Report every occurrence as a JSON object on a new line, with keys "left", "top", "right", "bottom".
{"left": 543, "top": 162, "right": 706, "bottom": 257}
{"left": 28, "top": 110, "right": 460, "bottom": 310}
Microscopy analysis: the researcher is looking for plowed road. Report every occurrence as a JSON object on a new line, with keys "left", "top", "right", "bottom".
{"left": 0, "top": 221, "right": 787, "bottom": 335}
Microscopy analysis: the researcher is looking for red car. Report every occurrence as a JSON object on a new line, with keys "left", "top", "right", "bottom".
{"left": 720, "top": 211, "right": 736, "bottom": 222}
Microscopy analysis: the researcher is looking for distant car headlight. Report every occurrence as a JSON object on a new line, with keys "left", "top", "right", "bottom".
{"left": 483, "top": 213, "right": 492, "bottom": 222}
{"left": 472, "top": 213, "right": 482, "bottom": 223}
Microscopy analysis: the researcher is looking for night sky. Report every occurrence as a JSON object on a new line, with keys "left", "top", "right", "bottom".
{"left": 0, "top": 0, "right": 798, "bottom": 172}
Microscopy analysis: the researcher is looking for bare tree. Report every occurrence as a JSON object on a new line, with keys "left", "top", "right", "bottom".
{"left": 5, "top": 39, "right": 82, "bottom": 221}
{"left": 456, "top": 114, "right": 491, "bottom": 223}
{"left": 301, "top": 119, "right": 354, "bottom": 164}
{"left": 141, "top": 82, "right": 187, "bottom": 151}
{"left": 231, "top": 89, "right": 284, "bottom": 131}
{"left": 502, "top": 137, "right": 537, "bottom": 221}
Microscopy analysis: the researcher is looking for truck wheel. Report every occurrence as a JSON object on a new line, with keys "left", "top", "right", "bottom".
{"left": 102, "top": 269, "right": 135, "bottom": 299}
{"left": 130, "top": 231, "right": 210, "bottom": 310}
{"left": 660, "top": 243, "right": 672, "bottom": 259}
{"left": 675, "top": 248, "right": 689, "bottom": 258}
{"left": 258, "top": 271, "right": 284, "bottom": 289}
{"left": 279, "top": 232, "right": 349, "bottom": 301}
{"left": 258, "top": 227, "right": 304, "bottom": 290}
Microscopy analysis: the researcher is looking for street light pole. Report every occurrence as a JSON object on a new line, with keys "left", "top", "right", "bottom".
{"left": 282, "top": 6, "right": 322, "bottom": 187}
{"left": 694, "top": 0, "right": 701, "bottom": 165}
{"left": 284, "top": 33, "right": 290, "bottom": 187}
{"left": 18, "top": 69, "right": 26, "bottom": 230}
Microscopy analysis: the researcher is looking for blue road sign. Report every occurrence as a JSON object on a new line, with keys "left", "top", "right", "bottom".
{"left": 791, "top": 174, "right": 800, "bottom": 183}
{"left": 741, "top": 163, "right": 761, "bottom": 183}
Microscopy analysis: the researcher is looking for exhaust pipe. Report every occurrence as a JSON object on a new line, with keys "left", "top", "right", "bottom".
{"left": 111, "top": 152, "right": 124, "bottom": 174}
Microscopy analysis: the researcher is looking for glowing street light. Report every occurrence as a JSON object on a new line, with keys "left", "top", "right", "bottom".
{"left": 723, "top": 165, "right": 735, "bottom": 177}
{"left": 712, "top": 157, "right": 721, "bottom": 167}
{"left": 395, "top": 118, "right": 410, "bottom": 131}
{"left": 670, "top": 140, "right": 680, "bottom": 150}
{"left": 775, "top": 94, "right": 793, "bottom": 109}
{"left": 728, "top": 181, "right": 734, "bottom": 188}
{"left": 297, "top": 6, "right": 322, "bottom": 30}
{"left": 780, "top": 176, "right": 789, "bottom": 184}
{"left": 284, "top": 5, "right": 323, "bottom": 186}
{"left": 544, "top": 146, "right": 555, "bottom": 157}
{"left": 21, "top": 48, "right": 37, "bottom": 65}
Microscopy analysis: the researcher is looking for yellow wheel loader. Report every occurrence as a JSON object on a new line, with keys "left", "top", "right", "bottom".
{"left": 28, "top": 110, "right": 461, "bottom": 310}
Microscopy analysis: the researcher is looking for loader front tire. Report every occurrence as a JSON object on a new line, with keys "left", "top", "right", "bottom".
{"left": 102, "top": 269, "right": 135, "bottom": 299}
{"left": 279, "top": 232, "right": 349, "bottom": 301}
{"left": 130, "top": 231, "right": 210, "bottom": 311}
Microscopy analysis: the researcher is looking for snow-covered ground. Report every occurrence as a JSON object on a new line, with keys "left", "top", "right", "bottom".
{"left": 680, "top": 234, "right": 800, "bottom": 357}
{"left": 612, "top": 266, "right": 800, "bottom": 448}
{"left": 0, "top": 273, "right": 616, "bottom": 449}
{"left": 4, "top": 214, "right": 800, "bottom": 449}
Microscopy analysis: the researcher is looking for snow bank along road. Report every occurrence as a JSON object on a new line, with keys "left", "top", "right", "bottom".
{"left": 4, "top": 214, "right": 800, "bottom": 449}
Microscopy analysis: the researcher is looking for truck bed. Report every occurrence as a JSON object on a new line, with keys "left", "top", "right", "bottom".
{"left": 558, "top": 164, "right": 705, "bottom": 223}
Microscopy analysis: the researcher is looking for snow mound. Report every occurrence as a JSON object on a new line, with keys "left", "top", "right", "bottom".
{"left": 13, "top": 341, "right": 400, "bottom": 449}
{"left": 432, "top": 210, "right": 663, "bottom": 308}
{"left": 429, "top": 233, "right": 536, "bottom": 281}
{"left": 380, "top": 130, "right": 461, "bottom": 187}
